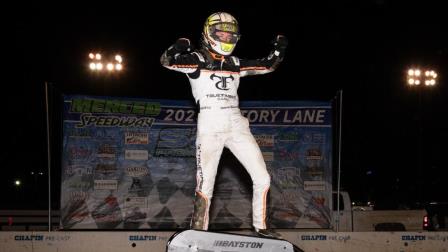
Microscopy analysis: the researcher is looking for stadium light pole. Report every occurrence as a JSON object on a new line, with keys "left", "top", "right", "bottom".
{"left": 43, "top": 52, "right": 126, "bottom": 232}
{"left": 406, "top": 68, "right": 437, "bottom": 202}
{"left": 44, "top": 81, "right": 52, "bottom": 231}
{"left": 44, "top": 51, "right": 125, "bottom": 232}
{"left": 336, "top": 90, "right": 343, "bottom": 232}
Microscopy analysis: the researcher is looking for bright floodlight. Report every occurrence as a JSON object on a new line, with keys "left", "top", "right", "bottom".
{"left": 88, "top": 51, "right": 124, "bottom": 73}
{"left": 407, "top": 67, "right": 438, "bottom": 87}
{"left": 107, "top": 63, "right": 114, "bottom": 71}
{"left": 15, "top": 180, "right": 21, "bottom": 186}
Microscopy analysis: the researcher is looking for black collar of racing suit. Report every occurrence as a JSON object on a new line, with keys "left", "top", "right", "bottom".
{"left": 200, "top": 48, "right": 225, "bottom": 63}
{"left": 196, "top": 48, "right": 239, "bottom": 72}
{"left": 186, "top": 48, "right": 240, "bottom": 80}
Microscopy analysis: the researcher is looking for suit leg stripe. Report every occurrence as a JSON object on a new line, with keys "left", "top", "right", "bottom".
{"left": 197, "top": 191, "right": 209, "bottom": 230}
{"left": 262, "top": 187, "right": 269, "bottom": 229}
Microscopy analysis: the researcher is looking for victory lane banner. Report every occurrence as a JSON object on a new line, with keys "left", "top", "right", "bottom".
{"left": 61, "top": 95, "right": 332, "bottom": 230}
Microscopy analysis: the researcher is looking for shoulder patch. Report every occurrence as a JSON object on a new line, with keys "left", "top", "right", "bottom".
{"left": 231, "top": 56, "right": 240, "bottom": 66}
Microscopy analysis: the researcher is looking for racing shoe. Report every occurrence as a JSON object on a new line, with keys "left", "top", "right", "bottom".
{"left": 254, "top": 228, "right": 283, "bottom": 239}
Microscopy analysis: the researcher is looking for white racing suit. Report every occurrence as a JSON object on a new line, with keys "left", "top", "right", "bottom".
{"left": 160, "top": 45, "right": 285, "bottom": 230}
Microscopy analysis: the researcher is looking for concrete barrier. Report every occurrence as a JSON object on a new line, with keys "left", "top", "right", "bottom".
{"left": 1, "top": 230, "right": 447, "bottom": 252}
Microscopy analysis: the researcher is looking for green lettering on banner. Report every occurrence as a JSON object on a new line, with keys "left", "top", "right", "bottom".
{"left": 131, "top": 102, "right": 145, "bottom": 115}
{"left": 144, "top": 102, "right": 161, "bottom": 116}
{"left": 119, "top": 102, "right": 131, "bottom": 114}
{"left": 71, "top": 99, "right": 92, "bottom": 113}
{"left": 104, "top": 100, "right": 122, "bottom": 113}
{"left": 71, "top": 98, "right": 161, "bottom": 116}
{"left": 91, "top": 99, "right": 105, "bottom": 113}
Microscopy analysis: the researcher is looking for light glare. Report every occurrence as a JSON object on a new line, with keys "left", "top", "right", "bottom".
{"left": 88, "top": 52, "right": 124, "bottom": 74}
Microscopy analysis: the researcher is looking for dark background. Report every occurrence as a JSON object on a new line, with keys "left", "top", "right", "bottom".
{"left": 4, "top": 0, "right": 448, "bottom": 210}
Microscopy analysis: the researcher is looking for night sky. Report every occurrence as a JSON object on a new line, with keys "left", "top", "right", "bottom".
{"left": 5, "top": 1, "right": 448, "bottom": 210}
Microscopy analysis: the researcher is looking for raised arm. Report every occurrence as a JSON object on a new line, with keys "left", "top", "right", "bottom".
{"left": 160, "top": 38, "right": 200, "bottom": 74}
{"left": 239, "top": 35, "right": 288, "bottom": 77}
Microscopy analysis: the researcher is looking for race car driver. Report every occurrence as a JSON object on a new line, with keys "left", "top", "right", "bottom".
{"left": 160, "top": 12, "right": 288, "bottom": 238}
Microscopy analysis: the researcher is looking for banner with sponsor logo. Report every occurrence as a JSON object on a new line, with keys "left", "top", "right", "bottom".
{"left": 61, "top": 95, "right": 332, "bottom": 229}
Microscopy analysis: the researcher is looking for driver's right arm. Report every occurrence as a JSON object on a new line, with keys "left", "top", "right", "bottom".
{"left": 160, "top": 38, "right": 200, "bottom": 74}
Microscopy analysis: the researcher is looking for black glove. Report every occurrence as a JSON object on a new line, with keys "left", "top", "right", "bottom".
{"left": 272, "top": 35, "right": 288, "bottom": 51}
{"left": 173, "top": 38, "right": 193, "bottom": 53}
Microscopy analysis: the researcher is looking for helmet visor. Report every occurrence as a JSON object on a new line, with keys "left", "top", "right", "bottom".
{"left": 209, "top": 23, "right": 240, "bottom": 43}
{"left": 214, "top": 22, "right": 238, "bottom": 33}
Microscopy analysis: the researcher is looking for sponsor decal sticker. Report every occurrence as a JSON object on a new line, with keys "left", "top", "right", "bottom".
{"left": 125, "top": 150, "right": 148, "bottom": 160}
{"left": 304, "top": 181, "right": 325, "bottom": 191}
{"left": 94, "top": 180, "right": 118, "bottom": 190}
{"left": 125, "top": 166, "right": 149, "bottom": 177}
{"left": 254, "top": 135, "right": 275, "bottom": 147}
{"left": 213, "top": 240, "right": 264, "bottom": 248}
{"left": 125, "top": 132, "right": 149, "bottom": 145}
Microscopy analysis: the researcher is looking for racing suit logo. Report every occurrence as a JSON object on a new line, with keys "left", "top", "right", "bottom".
{"left": 210, "top": 74, "right": 234, "bottom": 90}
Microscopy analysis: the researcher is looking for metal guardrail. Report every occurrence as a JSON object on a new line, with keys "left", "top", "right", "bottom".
{"left": 0, "top": 210, "right": 60, "bottom": 231}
